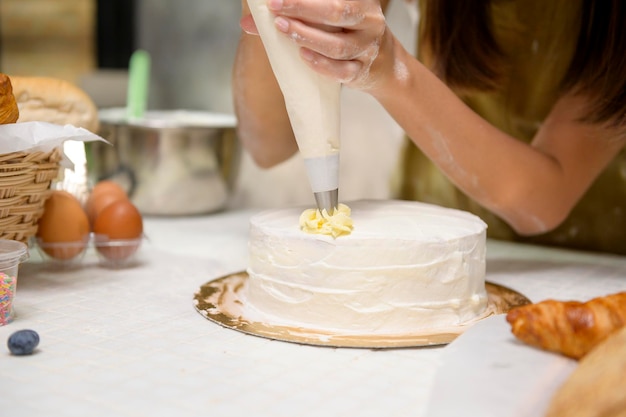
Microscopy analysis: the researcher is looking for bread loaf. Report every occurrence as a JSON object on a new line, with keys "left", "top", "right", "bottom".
{"left": 544, "top": 326, "right": 626, "bottom": 417}
{"left": 9, "top": 75, "right": 99, "bottom": 132}
{"left": 0, "top": 73, "right": 19, "bottom": 124}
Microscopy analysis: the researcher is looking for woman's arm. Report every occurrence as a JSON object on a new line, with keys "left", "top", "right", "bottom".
{"left": 375, "top": 50, "right": 625, "bottom": 234}
{"left": 260, "top": 0, "right": 625, "bottom": 235}
{"left": 232, "top": 1, "right": 298, "bottom": 168}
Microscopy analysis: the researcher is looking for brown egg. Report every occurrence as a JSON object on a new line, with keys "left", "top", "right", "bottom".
{"left": 36, "top": 190, "right": 90, "bottom": 260}
{"left": 90, "top": 180, "right": 126, "bottom": 199}
{"left": 93, "top": 199, "right": 143, "bottom": 261}
{"left": 85, "top": 181, "right": 128, "bottom": 226}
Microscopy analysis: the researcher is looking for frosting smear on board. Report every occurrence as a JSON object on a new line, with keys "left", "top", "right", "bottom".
{"left": 244, "top": 199, "right": 489, "bottom": 335}
{"left": 299, "top": 203, "right": 353, "bottom": 238}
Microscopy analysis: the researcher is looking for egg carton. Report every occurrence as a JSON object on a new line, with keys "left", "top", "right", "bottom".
{"left": 34, "top": 233, "right": 144, "bottom": 269}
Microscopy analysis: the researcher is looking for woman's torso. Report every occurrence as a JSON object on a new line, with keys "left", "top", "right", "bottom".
{"left": 398, "top": 0, "right": 626, "bottom": 254}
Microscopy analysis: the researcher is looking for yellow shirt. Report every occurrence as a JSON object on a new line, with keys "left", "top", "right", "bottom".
{"left": 398, "top": 0, "right": 626, "bottom": 255}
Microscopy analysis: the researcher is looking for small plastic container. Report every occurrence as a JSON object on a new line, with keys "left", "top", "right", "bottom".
{"left": 93, "top": 234, "right": 143, "bottom": 268}
{"left": 34, "top": 234, "right": 143, "bottom": 269}
{"left": 35, "top": 237, "right": 89, "bottom": 268}
{"left": 0, "top": 239, "right": 29, "bottom": 326}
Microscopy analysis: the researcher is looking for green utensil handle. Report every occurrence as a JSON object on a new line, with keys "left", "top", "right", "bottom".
{"left": 127, "top": 49, "right": 151, "bottom": 119}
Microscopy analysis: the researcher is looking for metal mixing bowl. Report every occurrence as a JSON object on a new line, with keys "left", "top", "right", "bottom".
{"left": 86, "top": 108, "right": 240, "bottom": 216}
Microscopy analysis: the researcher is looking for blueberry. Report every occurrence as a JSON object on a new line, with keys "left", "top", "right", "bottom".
{"left": 7, "top": 329, "right": 40, "bottom": 355}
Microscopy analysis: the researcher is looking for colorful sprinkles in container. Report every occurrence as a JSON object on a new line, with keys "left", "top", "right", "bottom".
{"left": 0, "top": 271, "right": 16, "bottom": 325}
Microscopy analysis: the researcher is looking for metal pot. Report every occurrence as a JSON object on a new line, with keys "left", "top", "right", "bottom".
{"left": 87, "top": 108, "right": 240, "bottom": 216}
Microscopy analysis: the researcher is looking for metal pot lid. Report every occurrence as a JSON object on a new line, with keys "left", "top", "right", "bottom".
{"left": 98, "top": 108, "right": 237, "bottom": 129}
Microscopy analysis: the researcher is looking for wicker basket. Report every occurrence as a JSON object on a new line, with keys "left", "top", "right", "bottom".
{"left": 0, "top": 147, "right": 62, "bottom": 244}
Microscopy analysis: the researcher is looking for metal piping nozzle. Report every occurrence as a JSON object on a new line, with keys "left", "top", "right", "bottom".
{"left": 314, "top": 189, "right": 338, "bottom": 215}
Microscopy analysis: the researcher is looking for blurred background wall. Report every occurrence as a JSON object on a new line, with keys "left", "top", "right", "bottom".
{"left": 0, "top": 0, "right": 416, "bottom": 210}
{"left": 0, "top": 0, "right": 97, "bottom": 82}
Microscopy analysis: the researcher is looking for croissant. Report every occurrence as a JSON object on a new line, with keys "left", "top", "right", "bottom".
{"left": 506, "top": 292, "right": 626, "bottom": 359}
{"left": 0, "top": 73, "right": 19, "bottom": 124}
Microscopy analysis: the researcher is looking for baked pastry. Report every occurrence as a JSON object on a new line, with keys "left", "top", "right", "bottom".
{"left": 506, "top": 292, "right": 626, "bottom": 359}
{"left": 545, "top": 325, "right": 626, "bottom": 417}
{"left": 9, "top": 75, "right": 99, "bottom": 132}
{"left": 0, "top": 73, "right": 19, "bottom": 124}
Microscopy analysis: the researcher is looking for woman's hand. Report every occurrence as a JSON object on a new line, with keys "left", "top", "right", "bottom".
{"left": 266, "top": 0, "right": 393, "bottom": 92}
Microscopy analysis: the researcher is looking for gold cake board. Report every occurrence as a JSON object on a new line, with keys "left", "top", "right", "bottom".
{"left": 193, "top": 272, "right": 530, "bottom": 349}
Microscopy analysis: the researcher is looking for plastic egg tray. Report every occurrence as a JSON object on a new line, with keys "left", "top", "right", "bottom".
{"left": 34, "top": 233, "right": 144, "bottom": 268}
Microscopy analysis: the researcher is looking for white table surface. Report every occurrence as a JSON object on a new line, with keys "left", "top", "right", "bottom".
{"left": 1, "top": 208, "right": 625, "bottom": 417}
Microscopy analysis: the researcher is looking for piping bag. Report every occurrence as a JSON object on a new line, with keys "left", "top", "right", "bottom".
{"left": 247, "top": 0, "right": 341, "bottom": 214}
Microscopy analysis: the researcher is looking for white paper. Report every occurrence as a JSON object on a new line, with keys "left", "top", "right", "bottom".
{"left": 0, "top": 121, "right": 108, "bottom": 154}
{"left": 425, "top": 315, "right": 578, "bottom": 417}
{"left": 0, "top": 121, "right": 109, "bottom": 172}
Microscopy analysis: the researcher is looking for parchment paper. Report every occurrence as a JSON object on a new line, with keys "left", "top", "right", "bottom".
{"left": 0, "top": 121, "right": 108, "bottom": 168}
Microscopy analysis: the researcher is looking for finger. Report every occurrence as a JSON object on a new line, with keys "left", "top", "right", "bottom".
{"left": 300, "top": 47, "right": 364, "bottom": 85}
{"left": 240, "top": 15, "right": 259, "bottom": 35}
{"left": 275, "top": 16, "right": 371, "bottom": 61}
{"left": 270, "top": 0, "right": 369, "bottom": 28}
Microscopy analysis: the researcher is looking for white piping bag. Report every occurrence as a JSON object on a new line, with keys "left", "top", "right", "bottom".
{"left": 247, "top": 0, "right": 341, "bottom": 213}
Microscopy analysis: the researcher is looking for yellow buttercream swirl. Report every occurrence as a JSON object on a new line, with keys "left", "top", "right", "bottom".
{"left": 299, "top": 203, "right": 354, "bottom": 238}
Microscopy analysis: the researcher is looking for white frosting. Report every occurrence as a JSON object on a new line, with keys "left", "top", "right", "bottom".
{"left": 246, "top": 0, "right": 341, "bottom": 192}
{"left": 243, "top": 200, "right": 489, "bottom": 335}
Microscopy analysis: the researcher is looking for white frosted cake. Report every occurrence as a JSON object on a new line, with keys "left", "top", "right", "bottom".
{"left": 243, "top": 199, "right": 488, "bottom": 335}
